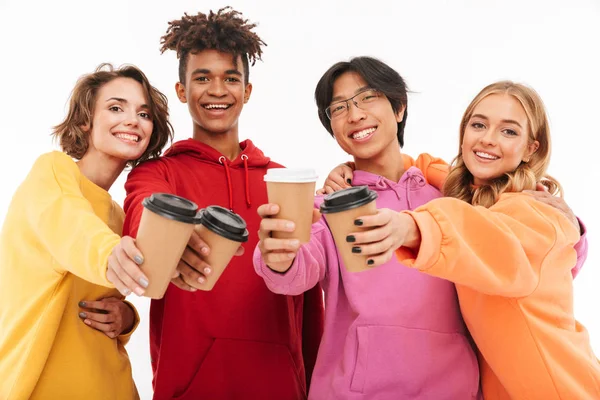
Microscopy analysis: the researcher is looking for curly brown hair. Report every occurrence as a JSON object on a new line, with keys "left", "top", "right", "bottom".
{"left": 160, "top": 7, "right": 266, "bottom": 84}
{"left": 52, "top": 63, "right": 173, "bottom": 167}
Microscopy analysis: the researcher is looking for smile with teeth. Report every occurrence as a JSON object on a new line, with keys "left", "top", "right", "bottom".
{"left": 475, "top": 151, "right": 499, "bottom": 160}
{"left": 114, "top": 133, "right": 140, "bottom": 142}
{"left": 351, "top": 127, "right": 376, "bottom": 140}
{"left": 203, "top": 104, "right": 231, "bottom": 110}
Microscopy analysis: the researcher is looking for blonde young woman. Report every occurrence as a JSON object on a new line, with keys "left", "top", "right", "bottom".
{"left": 339, "top": 81, "right": 599, "bottom": 398}
{"left": 0, "top": 64, "right": 172, "bottom": 399}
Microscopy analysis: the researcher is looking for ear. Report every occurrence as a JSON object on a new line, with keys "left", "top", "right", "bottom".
{"left": 243, "top": 82, "right": 253, "bottom": 104}
{"left": 523, "top": 140, "right": 540, "bottom": 162}
{"left": 395, "top": 104, "right": 406, "bottom": 123}
{"left": 175, "top": 82, "right": 187, "bottom": 103}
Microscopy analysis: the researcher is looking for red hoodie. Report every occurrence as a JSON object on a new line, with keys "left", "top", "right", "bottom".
{"left": 123, "top": 139, "right": 324, "bottom": 400}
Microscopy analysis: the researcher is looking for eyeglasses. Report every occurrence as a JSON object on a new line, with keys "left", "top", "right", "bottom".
{"left": 325, "top": 89, "right": 381, "bottom": 120}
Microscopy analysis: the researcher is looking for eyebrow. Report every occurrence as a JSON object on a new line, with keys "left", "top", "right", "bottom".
{"left": 190, "top": 68, "right": 242, "bottom": 77}
{"left": 471, "top": 113, "right": 522, "bottom": 128}
{"left": 106, "top": 97, "right": 149, "bottom": 109}
{"left": 331, "top": 85, "right": 371, "bottom": 102}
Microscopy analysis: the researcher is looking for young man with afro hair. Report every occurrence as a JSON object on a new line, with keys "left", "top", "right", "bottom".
{"left": 122, "top": 7, "right": 324, "bottom": 400}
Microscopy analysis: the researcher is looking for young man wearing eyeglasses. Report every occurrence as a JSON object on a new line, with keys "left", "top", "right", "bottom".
{"left": 122, "top": 8, "right": 324, "bottom": 400}
{"left": 252, "top": 56, "right": 482, "bottom": 398}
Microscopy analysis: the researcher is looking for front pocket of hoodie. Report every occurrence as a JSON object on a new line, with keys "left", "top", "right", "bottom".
{"left": 173, "top": 338, "right": 305, "bottom": 400}
{"left": 350, "top": 325, "right": 480, "bottom": 399}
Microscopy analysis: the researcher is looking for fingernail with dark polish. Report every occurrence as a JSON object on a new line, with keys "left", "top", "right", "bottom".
{"left": 367, "top": 259, "right": 374, "bottom": 265}
{"left": 346, "top": 235, "right": 356, "bottom": 243}
{"left": 352, "top": 246, "right": 361, "bottom": 254}
{"left": 346, "top": 179, "right": 352, "bottom": 185}
{"left": 134, "top": 255, "right": 144, "bottom": 265}
{"left": 354, "top": 219, "right": 363, "bottom": 226}
{"left": 79, "top": 312, "right": 87, "bottom": 318}
{"left": 78, "top": 301, "right": 86, "bottom": 307}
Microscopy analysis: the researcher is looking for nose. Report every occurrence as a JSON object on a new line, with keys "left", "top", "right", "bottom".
{"left": 207, "top": 79, "right": 227, "bottom": 97}
{"left": 346, "top": 101, "right": 366, "bottom": 123}
{"left": 479, "top": 128, "right": 497, "bottom": 146}
{"left": 123, "top": 110, "right": 139, "bottom": 127}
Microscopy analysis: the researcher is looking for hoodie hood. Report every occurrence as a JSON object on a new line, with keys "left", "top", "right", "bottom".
{"left": 351, "top": 153, "right": 430, "bottom": 192}
{"left": 163, "top": 138, "right": 271, "bottom": 168}
{"left": 163, "top": 138, "right": 272, "bottom": 210}
{"left": 352, "top": 167, "right": 429, "bottom": 210}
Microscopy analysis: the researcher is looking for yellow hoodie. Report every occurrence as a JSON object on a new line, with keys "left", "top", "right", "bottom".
{"left": 0, "top": 151, "right": 139, "bottom": 400}
{"left": 397, "top": 192, "right": 600, "bottom": 399}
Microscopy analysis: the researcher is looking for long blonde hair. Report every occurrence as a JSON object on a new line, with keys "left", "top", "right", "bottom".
{"left": 443, "top": 81, "right": 561, "bottom": 208}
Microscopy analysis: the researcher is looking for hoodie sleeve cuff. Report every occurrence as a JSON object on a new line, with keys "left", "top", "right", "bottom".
{"left": 395, "top": 211, "right": 443, "bottom": 271}
{"left": 253, "top": 245, "right": 300, "bottom": 293}
{"left": 571, "top": 217, "right": 588, "bottom": 279}
{"left": 118, "top": 300, "right": 140, "bottom": 345}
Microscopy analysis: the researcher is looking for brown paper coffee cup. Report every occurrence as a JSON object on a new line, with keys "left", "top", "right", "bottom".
{"left": 320, "top": 186, "right": 378, "bottom": 273}
{"left": 192, "top": 206, "right": 249, "bottom": 291}
{"left": 136, "top": 194, "right": 201, "bottom": 299}
{"left": 264, "top": 168, "right": 318, "bottom": 243}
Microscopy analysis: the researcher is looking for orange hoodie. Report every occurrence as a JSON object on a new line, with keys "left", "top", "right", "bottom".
{"left": 396, "top": 192, "right": 600, "bottom": 399}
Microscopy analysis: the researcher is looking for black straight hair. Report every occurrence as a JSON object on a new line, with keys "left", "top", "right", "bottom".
{"left": 315, "top": 56, "right": 408, "bottom": 147}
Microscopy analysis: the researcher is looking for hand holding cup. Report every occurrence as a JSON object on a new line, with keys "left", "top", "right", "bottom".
{"left": 171, "top": 231, "right": 245, "bottom": 292}
{"left": 346, "top": 209, "right": 422, "bottom": 267}
{"left": 106, "top": 236, "right": 148, "bottom": 297}
{"left": 257, "top": 204, "right": 320, "bottom": 273}
{"left": 189, "top": 206, "right": 248, "bottom": 291}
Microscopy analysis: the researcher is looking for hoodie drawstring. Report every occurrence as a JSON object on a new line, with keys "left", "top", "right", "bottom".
{"left": 374, "top": 176, "right": 403, "bottom": 201}
{"left": 219, "top": 155, "right": 252, "bottom": 211}
{"left": 241, "top": 154, "right": 251, "bottom": 207}
{"left": 219, "top": 156, "right": 234, "bottom": 211}
{"left": 405, "top": 169, "right": 426, "bottom": 210}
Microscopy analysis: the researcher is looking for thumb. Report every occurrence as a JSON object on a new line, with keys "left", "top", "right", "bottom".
{"left": 312, "top": 208, "right": 322, "bottom": 224}
{"left": 235, "top": 245, "right": 245, "bottom": 256}
{"left": 121, "top": 236, "right": 144, "bottom": 265}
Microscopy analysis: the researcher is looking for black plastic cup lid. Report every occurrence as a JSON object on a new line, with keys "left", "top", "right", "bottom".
{"left": 320, "top": 186, "right": 378, "bottom": 214}
{"left": 142, "top": 193, "right": 202, "bottom": 224}
{"left": 199, "top": 206, "right": 249, "bottom": 243}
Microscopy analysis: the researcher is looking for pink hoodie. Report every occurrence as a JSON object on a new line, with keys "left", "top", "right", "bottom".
{"left": 254, "top": 166, "right": 482, "bottom": 399}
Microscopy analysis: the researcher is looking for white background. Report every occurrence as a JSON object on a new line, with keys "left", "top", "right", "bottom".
{"left": 1, "top": 0, "right": 598, "bottom": 398}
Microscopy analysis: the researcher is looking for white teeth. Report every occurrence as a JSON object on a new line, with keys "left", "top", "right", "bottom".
{"left": 475, "top": 151, "right": 499, "bottom": 160}
{"left": 204, "top": 104, "right": 229, "bottom": 109}
{"left": 351, "top": 127, "right": 376, "bottom": 139}
{"left": 115, "top": 133, "right": 139, "bottom": 142}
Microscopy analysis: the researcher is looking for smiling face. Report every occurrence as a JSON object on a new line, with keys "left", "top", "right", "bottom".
{"left": 176, "top": 49, "right": 252, "bottom": 140}
{"left": 461, "top": 93, "right": 539, "bottom": 186}
{"left": 329, "top": 71, "right": 404, "bottom": 161}
{"left": 84, "top": 77, "right": 153, "bottom": 163}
